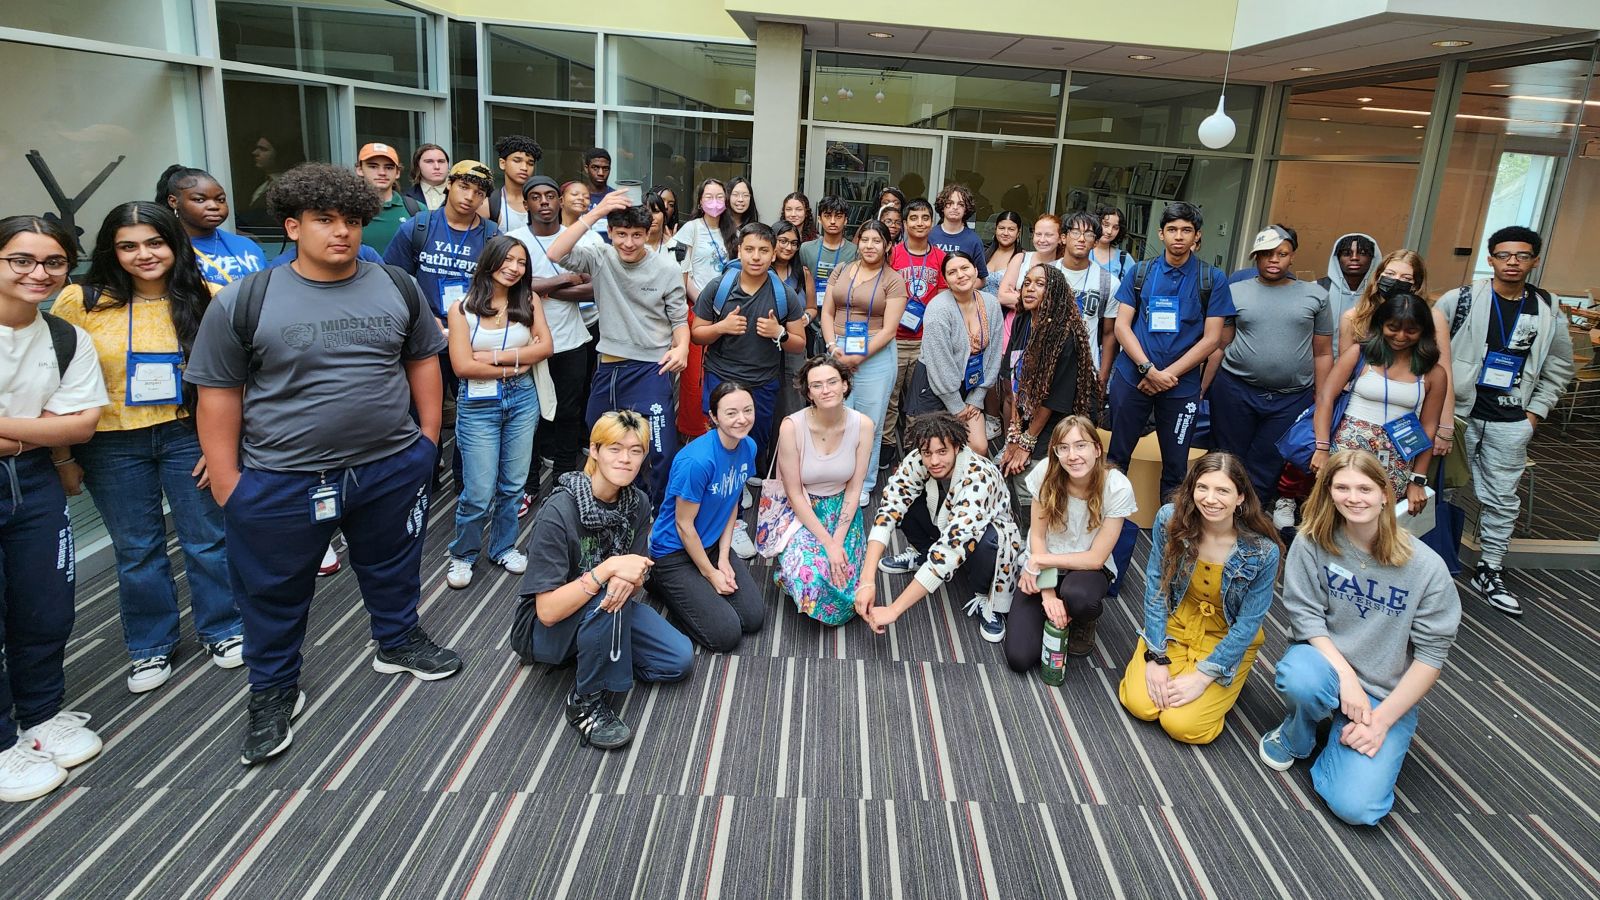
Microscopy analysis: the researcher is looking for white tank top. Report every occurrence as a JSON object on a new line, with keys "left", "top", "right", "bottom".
{"left": 465, "top": 309, "right": 534, "bottom": 352}
{"left": 1344, "top": 367, "right": 1423, "bottom": 425}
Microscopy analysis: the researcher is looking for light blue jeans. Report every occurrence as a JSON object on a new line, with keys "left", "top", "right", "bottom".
{"left": 450, "top": 374, "right": 540, "bottom": 562}
{"left": 838, "top": 340, "right": 897, "bottom": 493}
{"left": 1273, "top": 643, "right": 1420, "bottom": 826}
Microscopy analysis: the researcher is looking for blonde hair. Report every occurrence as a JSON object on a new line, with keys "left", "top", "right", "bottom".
{"left": 1350, "top": 249, "right": 1428, "bottom": 343}
{"left": 584, "top": 410, "right": 650, "bottom": 476}
{"left": 1036, "top": 416, "right": 1108, "bottom": 533}
{"left": 1299, "top": 449, "right": 1414, "bottom": 567}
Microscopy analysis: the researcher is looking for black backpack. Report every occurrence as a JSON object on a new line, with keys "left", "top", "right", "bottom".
{"left": 41, "top": 311, "right": 77, "bottom": 377}
{"left": 1449, "top": 281, "right": 1553, "bottom": 338}
{"left": 1129, "top": 258, "right": 1215, "bottom": 317}
{"left": 230, "top": 263, "right": 427, "bottom": 373}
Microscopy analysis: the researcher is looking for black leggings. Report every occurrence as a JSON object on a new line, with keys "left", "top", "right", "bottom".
{"left": 901, "top": 496, "right": 1000, "bottom": 598}
{"left": 1003, "top": 569, "right": 1110, "bottom": 672}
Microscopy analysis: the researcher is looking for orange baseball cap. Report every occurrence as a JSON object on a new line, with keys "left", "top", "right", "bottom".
{"left": 358, "top": 142, "right": 401, "bottom": 166}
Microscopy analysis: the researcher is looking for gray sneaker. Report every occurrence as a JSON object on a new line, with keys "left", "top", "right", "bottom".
{"left": 566, "top": 691, "right": 632, "bottom": 750}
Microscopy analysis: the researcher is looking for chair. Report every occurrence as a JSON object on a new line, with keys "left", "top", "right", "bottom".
{"left": 1098, "top": 428, "right": 1205, "bottom": 529}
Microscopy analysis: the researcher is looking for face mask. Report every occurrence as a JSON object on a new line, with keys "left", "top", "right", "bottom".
{"left": 1376, "top": 275, "right": 1407, "bottom": 298}
{"left": 702, "top": 198, "right": 726, "bottom": 217}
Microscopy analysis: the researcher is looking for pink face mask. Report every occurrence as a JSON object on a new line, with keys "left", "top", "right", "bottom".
{"left": 702, "top": 198, "right": 726, "bottom": 217}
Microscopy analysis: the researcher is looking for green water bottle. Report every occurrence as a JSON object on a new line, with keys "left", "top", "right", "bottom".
{"left": 1040, "top": 620, "right": 1067, "bottom": 686}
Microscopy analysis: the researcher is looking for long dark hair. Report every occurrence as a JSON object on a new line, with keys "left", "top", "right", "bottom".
{"left": 771, "top": 221, "right": 807, "bottom": 291}
{"left": 1362, "top": 292, "right": 1440, "bottom": 376}
{"left": 726, "top": 176, "right": 761, "bottom": 229}
{"left": 0, "top": 215, "right": 78, "bottom": 269}
{"left": 649, "top": 183, "right": 680, "bottom": 231}
{"left": 689, "top": 178, "right": 738, "bottom": 257}
{"left": 83, "top": 202, "right": 211, "bottom": 360}
{"left": 780, "top": 191, "right": 818, "bottom": 242}
{"left": 462, "top": 234, "right": 534, "bottom": 326}
{"left": 1016, "top": 264, "right": 1099, "bottom": 422}
{"left": 1157, "top": 452, "right": 1280, "bottom": 597}
{"left": 986, "top": 210, "right": 1024, "bottom": 258}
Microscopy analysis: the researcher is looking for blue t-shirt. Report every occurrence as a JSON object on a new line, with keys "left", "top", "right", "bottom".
{"left": 267, "top": 244, "right": 383, "bottom": 269}
{"left": 1112, "top": 254, "right": 1236, "bottom": 389}
{"left": 191, "top": 230, "right": 266, "bottom": 287}
{"left": 649, "top": 431, "right": 757, "bottom": 555}
{"left": 929, "top": 224, "right": 988, "bottom": 280}
{"left": 382, "top": 211, "right": 498, "bottom": 320}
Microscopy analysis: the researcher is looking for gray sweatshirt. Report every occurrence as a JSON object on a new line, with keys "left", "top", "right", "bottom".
{"left": 1281, "top": 530, "right": 1461, "bottom": 699}
{"left": 561, "top": 240, "right": 687, "bottom": 361}
{"left": 919, "top": 289, "right": 1004, "bottom": 412}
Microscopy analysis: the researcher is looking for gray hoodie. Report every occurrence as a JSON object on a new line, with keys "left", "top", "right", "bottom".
{"left": 1319, "top": 232, "right": 1381, "bottom": 355}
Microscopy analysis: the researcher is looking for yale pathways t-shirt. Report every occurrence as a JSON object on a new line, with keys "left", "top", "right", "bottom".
{"left": 184, "top": 263, "right": 448, "bottom": 471}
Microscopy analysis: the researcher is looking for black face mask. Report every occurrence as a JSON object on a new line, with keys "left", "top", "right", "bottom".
{"left": 1376, "top": 275, "right": 1408, "bottom": 299}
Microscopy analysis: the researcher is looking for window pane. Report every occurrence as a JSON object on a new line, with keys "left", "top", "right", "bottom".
{"left": 488, "top": 104, "right": 594, "bottom": 186}
{"left": 1056, "top": 147, "right": 1248, "bottom": 266}
{"left": 813, "top": 53, "right": 1061, "bottom": 138}
{"left": 223, "top": 76, "right": 334, "bottom": 239}
{"left": 1066, "top": 74, "right": 1258, "bottom": 153}
{"left": 607, "top": 114, "right": 752, "bottom": 207}
{"left": 817, "top": 137, "right": 934, "bottom": 232}
{"left": 450, "top": 19, "right": 481, "bottom": 165}
{"left": 1280, "top": 70, "right": 1437, "bottom": 158}
{"left": 607, "top": 37, "right": 756, "bottom": 114}
{"left": 487, "top": 25, "right": 595, "bottom": 102}
{"left": 1, "top": 0, "right": 196, "bottom": 53}
{"left": 1267, "top": 161, "right": 1418, "bottom": 279}
{"left": 217, "top": 0, "right": 429, "bottom": 90}
{"left": 944, "top": 138, "right": 1056, "bottom": 241}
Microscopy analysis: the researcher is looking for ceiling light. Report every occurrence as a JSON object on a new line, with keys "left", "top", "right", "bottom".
{"left": 1363, "top": 106, "right": 1431, "bottom": 116}
{"left": 1412, "top": 124, "right": 1426, "bottom": 129}
{"left": 1356, "top": 97, "right": 1373, "bottom": 103}
{"left": 1364, "top": 105, "right": 1577, "bottom": 128}
{"left": 1319, "top": 117, "right": 1331, "bottom": 121}
{"left": 867, "top": 31, "right": 893, "bottom": 39}
{"left": 1291, "top": 66, "right": 1319, "bottom": 72}
{"left": 1128, "top": 54, "right": 1154, "bottom": 61}
{"left": 1508, "top": 94, "right": 1600, "bottom": 107}
{"left": 1489, "top": 83, "right": 1511, "bottom": 88}
{"left": 1432, "top": 40, "right": 1472, "bottom": 48}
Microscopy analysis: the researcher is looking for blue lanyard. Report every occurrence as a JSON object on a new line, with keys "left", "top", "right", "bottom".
{"left": 469, "top": 311, "right": 512, "bottom": 353}
{"left": 705, "top": 221, "right": 725, "bottom": 268}
{"left": 1380, "top": 368, "right": 1421, "bottom": 418}
{"left": 819, "top": 241, "right": 843, "bottom": 279}
{"left": 843, "top": 262, "right": 883, "bottom": 323}
{"left": 1491, "top": 288, "right": 1530, "bottom": 349}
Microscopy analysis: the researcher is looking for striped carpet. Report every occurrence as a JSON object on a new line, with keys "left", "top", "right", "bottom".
{"left": 2, "top": 473, "right": 1599, "bottom": 899}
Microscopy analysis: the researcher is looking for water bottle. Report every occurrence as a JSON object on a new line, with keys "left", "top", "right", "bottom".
{"left": 1040, "top": 620, "right": 1067, "bottom": 686}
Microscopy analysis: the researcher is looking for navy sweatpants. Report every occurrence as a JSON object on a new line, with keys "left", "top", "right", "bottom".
{"left": 1207, "top": 369, "right": 1313, "bottom": 504}
{"left": 586, "top": 359, "right": 678, "bottom": 508}
{"left": 1108, "top": 371, "right": 1203, "bottom": 502}
{"left": 224, "top": 436, "right": 436, "bottom": 692}
{"left": 0, "top": 453, "right": 76, "bottom": 745}
{"left": 703, "top": 371, "right": 780, "bottom": 474}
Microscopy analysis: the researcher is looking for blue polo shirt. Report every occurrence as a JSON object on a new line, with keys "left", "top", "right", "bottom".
{"left": 382, "top": 211, "right": 499, "bottom": 320}
{"left": 1112, "top": 253, "right": 1235, "bottom": 389}
{"left": 649, "top": 431, "right": 756, "bottom": 556}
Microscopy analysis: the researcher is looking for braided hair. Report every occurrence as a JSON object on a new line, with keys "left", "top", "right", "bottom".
{"left": 1015, "top": 264, "right": 1100, "bottom": 423}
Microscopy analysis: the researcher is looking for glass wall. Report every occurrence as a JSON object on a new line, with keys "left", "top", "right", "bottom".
{"left": 607, "top": 114, "right": 751, "bottom": 203}
{"left": 1059, "top": 146, "right": 1249, "bottom": 267}
{"left": 487, "top": 104, "right": 596, "bottom": 183}
{"left": 1266, "top": 161, "right": 1418, "bottom": 278}
{"left": 812, "top": 53, "right": 1061, "bottom": 138}
{"left": 1279, "top": 69, "right": 1438, "bottom": 157}
{"left": 450, "top": 19, "right": 481, "bottom": 164}
{"left": 608, "top": 37, "right": 756, "bottom": 114}
{"left": 216, "top": 0, "right": 431, "bottom": 90}
{"left": 0, "top": 0, "right": 197, "bottom": 53}
{"left": 487, "top": 24, "right": 595, "bottom": 102}
{"left": 946, "top": 138, "right": 1056, "bottom": 240}
{"left": 222, "top": 76, "right": 333, "bottom": 237}
{"left": 1066, "top": 73, "right": 1259, "bottom": 154}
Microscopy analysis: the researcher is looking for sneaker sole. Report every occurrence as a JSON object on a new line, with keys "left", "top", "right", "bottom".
{"left": 1258, "top": 732, "right": 1295, "bottom": 772}
{"left": 239, "top": 691, "right": 306, "bottom": 766}
{"left": 1488, "top": 597, "right": 1525, "bottom": 617}
{"left": 979, "top": 627, "right": 1005, "bottom": 644}
{"left": 877, "top": 562, "right": 917, "bottom": 574}
{"left": 372, "top": 657, "right": 462, "bottom": 681}
{"left": 211, "top": 653, "right": 245, "bottom": 671}
{"left": 127, "top": 667, "right": 173, "bottom": 694}
{"left": 446, "top": 578, "right": 472, "bottom": 590}
{"left": 48, "top": 736, "right": 104, "bottom": 769}
{"left": 0, "top": 766, "right": 67, "bottom": 803}
{"left": 317, "top": 564, "right": 341, "bottom": 577}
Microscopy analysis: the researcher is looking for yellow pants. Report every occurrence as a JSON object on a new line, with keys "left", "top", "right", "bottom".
{"left": 1118, "top": 595, "right": 1265, "bottom": 745}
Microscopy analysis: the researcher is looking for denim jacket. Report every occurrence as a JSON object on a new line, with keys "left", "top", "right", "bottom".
{"left": 1140, "top": 503, "right": 1280, "bottom": 685}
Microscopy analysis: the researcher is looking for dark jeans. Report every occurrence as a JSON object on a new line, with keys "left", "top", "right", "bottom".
{"left": 901, "top": 498, "right": 999, "bottom": 600}
{"left": 512, "top": 592, "right": 693, "bottom": 695}
{"left": 1108, "top": 371, "right": 1203, "bottom": 501}
{"left": 1004, "top": 569, "right": 1111, "bottom": 672}
{"left": 587, "top": 359, "right": 678, "bottom": 509}
{"left": 224, "top": 437, "right": 436, "bottom": 691}
{"left": 1207, "top": 369, "right": 1313, "bottom": 503}
{"left": 533, "top": 340, "right": 595, "bottom": 481}
{"left": 0, "top": 452, "right": 76, "bottom": 744}
{"left": 648, "top": 545, "right": 765, "bottom": 652}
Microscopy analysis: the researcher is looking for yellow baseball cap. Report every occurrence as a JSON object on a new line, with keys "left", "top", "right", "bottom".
{"left": 449, "top": 159, "right": 493, "bottom": 182}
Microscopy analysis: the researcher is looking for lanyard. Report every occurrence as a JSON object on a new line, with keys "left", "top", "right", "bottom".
{"left": 961, "top": 292, "right": 989, "bottom": 351}
{"left": 843, "top": 262, "right": 883, "bottom": 324}
{"left": 470, "top": 311, "right": 512, "bottom": 367}
{"left": 1491, "top": 288, "right": 1530, "bottom": 349}
{"left": 1380, "top": 367, "right": 1421, "bottom": 419}
{"left": 705, "top": 220, "right": 725, "bottom": 268}
{"left": 821, "top": 241, "right": 843, "bottom": 278}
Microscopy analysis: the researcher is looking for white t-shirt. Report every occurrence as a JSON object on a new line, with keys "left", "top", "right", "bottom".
{"left": 675, "top": 218, "right": 729, "bottom": 293}
{"left": 0, "top": 315, "right": 108, "bottom": 418}
{"left": 508, "top": 224, "right": 600, "bottom": 354}
{"left": 1059, "top": 261, "right": 1120, "bottom": 369}
{"left": 1023, "top": 464, "right": 1136, "bottom": 575}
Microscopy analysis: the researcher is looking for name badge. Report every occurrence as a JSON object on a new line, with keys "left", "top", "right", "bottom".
{"left": 899, "top": 298, "right": 927, "bottom": 331}
{"left": 1478, "top": 350, "right": 1523, "bottom": 392}
{"left": 1148, "top": 296, "right": 1180, "bottom": 333}
{"left": 126, "top": 354, "right": 183, "bottom": 406}
{"left": 464, "top": 378, "right": 503, "bottom": 400}
{"left": 441, "top": 278, "right": 469, "bottom": 310}
{"left": 844, "top": 320, "right": 869, "bottom": 355}
{"left": 963, "top": 352, "right": 984, "bottom": 392}
{"left": 1383, "top": 411, "right": 1433, "bottom": 462}
{"left": 308, "top": 481, "right": 342, "bottom": 523}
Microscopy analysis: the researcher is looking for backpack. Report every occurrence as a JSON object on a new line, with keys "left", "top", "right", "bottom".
{"left": 710, "top": 266, "right": 788, "bottom": 320}
{"left": 1129, "top": 258, "right": 1215, "bottom": 317}
{"left": 403, "top": 210, "right": 500, "bottom": 259}
{"left": 41, "top": 311, "right": 77, "bottom": 378}
{"left": 400, "top": 194, "right": 421, "bottom": 218}
{"left": 1449, "top": 281, "right": 1552, "bottom": 338}
{"left": 230, "top": 263, "right": 428, "bottom": 373}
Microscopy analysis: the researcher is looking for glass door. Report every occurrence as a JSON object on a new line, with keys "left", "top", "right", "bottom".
{"left": 805, "top": 127, "right": 940, "bottom": 232}
{"left": 353, "top": 88, "right": 438, "bottom": 198}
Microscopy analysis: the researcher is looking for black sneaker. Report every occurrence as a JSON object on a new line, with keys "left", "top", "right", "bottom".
{"left": 240, "top": 687, "right": 306, "bottom": 766}
{"left": 1472, "top": 565, "right": 1524, "bottom": 617}
{"left": 1066, "top": 619, "right": 1098, "bottom": 657}
{"left": 372, "top": 627, "right": 463, "bottom": 681}
{"left": 878, "top": 547, "right": 924, "bottom": 574}
{"left": 565, "top": 691, "right": 632, "bottom": 750}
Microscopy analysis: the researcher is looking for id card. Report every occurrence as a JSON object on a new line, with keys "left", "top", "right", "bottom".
{"left": 1477, "top": 350, "right": 1523, "bottom": 392}
{"left": 441, "top": 278, "right": 468, "bottom": 310}
{"left": 844, "top": 320, "right": 869, "bottom": 355}
{"left": 1148, "top": 296, "right": 1180, "bottom": 333}
{"left": 308, "top": 482, "right": 342, "bottom": 523}
{"left": 1383, "top": 411, "right": 1433, "bottom": 462}
{"left": 465, "top": 378, "right": 502, "bottom": 400}
{"left": 899, "top": 298, "right": 927, "bottom": 331}
{"left": 127, "top": 359, "right": 181, "bottom": 405}
{"left": 963, "top": 352, "right": 984, "bottom": 392}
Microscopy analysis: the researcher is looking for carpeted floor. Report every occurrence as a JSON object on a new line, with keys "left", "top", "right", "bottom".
{"left": 2, "top": 472, "right": 1598, "bottom": 899}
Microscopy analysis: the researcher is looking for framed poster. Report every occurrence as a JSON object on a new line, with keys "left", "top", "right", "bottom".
{"left": 1156, "top": 170, "right": 1185, "bottom": 199}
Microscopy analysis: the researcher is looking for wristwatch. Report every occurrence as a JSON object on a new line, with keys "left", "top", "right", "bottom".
{"left": 1410, "top": 472, "right": 1429, "bottom": 487}
{"left": 1136, "top": 361, "right": 1154, "bottom": 377}
{"left": 1143, "top": 648, "right": 1172, "bottom": 666}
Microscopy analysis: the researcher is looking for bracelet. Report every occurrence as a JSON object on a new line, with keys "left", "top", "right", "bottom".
{"left": 585, "top": 570, "right": 605, "bottom": 592}
{"left": 1024, "top": 564, "right": 1041, "bottom": 577}
{"left": 493, "top": 349, "right": 500, "bottom": 366}
{"left": 52, "top": 456, "right": 75, "bottom": 467}
{"left": 1314, "top": 441, "right": 1332, "bottom": 451}
{"left": 579, "top": 570, "right": 601, "bottom": 596}
{"left": 1017, "top": 431, "right": 1038, "bottom": 451}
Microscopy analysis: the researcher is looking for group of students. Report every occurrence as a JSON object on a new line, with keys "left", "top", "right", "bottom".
{"left": 0, "top": 137, "right": 1566, "bottom": 830}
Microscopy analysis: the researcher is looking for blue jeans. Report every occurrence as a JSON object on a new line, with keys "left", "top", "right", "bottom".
{"left": 77, "top": 420, "right": 243, "bottom": 660}
{"left": 1108, "top": 371, "right": 1203, "bottom": 501}
{"left": 1273, "top": 643, "right": 1420, "bottom": 826}
{"left": 450, "top": 374, "right": 539, "bottom": 562}
{"left": 0, "top": 452, "right": 75, "bottom": 745}
{"left": 838, "top": 341, "right": 896, "bottom": 493}
{"left": 1207, "top": 369, "right": 1313, "bottom": 503}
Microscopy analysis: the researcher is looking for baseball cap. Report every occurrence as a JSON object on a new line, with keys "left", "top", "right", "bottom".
{"left": 1250, "top": 224, "right": 1294, "bottom": 255}
{"left": 521, "top": 175, "right": 560, "bottom": 196}
{"left": 358, "top": 142, "right": 400, "bottom": 166}
{"left": 449, "top": 159, "right": 494, "bottom": 182}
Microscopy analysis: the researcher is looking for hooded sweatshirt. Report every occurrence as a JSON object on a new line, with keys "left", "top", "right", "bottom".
{"left": 1318, "top": 232, "right": 1381, "bottom": 355}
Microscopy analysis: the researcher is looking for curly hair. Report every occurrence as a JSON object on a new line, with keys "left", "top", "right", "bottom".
{"left": 494, "top": 134, "right": 543, "bottom": 162}
{"left": 266, "top": 163, "right": 381, "bottom": 224}
{"left": 907, "top": 412, "right": 969, "bottom": 455}
{"left": 1015, "top": 264, "right": 1100, "bottom": 424}
{"left": 1157, "top": 452, "right": 1280, "bottom": 598}
{"left": 935, "top": 183, "right": 974, "bottom": 221}
{"left": 794, "top": 354, "right": 852, "bottom": 404}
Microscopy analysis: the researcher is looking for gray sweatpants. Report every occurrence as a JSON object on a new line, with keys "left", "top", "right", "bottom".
{"left": 1459, "top": 416, "right": 1534, "bottom": 568}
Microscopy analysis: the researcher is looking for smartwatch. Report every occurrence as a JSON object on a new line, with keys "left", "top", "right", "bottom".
{"left": 1410, "top": 472, "right": 1429, "bottom": 487}
{"left": 1136, "top": 361, "right": 1154, "bottom": 377}
{"left": 1143, "top": 648, "right": 1172, "bottom": 666}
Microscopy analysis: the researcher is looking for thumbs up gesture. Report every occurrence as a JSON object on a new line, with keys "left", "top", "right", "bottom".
{"left": 720, "top": 304, "right": 748, "bottom": 336}
{"left": 755, "top": 307, "right": 784, "bottom": 339}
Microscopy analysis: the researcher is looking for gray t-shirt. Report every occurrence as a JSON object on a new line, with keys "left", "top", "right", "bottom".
{"left": 693, "top": 273, "right": 804, "bottom": 385}
{"left": 560, "top": 240, "right": 686, "bottom": 362}
{"left": 184, "top": 263, "right": 448, "bottom": 471}
{"left": 1221, "top": 277, "right": 1332, "bottom": 391}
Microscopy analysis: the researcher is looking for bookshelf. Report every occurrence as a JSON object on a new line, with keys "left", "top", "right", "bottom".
{"left": 823, "top": 167, "right": 889, "bottom": 229}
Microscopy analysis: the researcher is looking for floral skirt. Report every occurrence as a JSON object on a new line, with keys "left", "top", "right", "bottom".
{"left": 775, "top": 492, "right": 866, "bottom": 626}
{"left": 1334, "top": 417, "right": 1409, "bottom": 497}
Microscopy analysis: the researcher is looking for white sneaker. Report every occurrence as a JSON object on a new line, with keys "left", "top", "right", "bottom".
{"left": 496, "top": 549, "right": 528, "bottom": 575}
{"left": 318, "top": 544, "right": 341, "bottom": 577}
{"left": 731, "top": 521, "right": 757, "bottom": 560}
{"left": 741, "top": 487, "right": 755, "bottom": 510}
{"left": 1272, "top": 498, "right": 1297, "bottom": 530}
{"left": 859, "top": 490, "right": 872, "bottom": 508}
{"left": 207, "top": 636, "right": 245, "bottom": 670}
{"left": 446, "top": 558, "right": 473, "bottom": 589}
{"left": 127, "top": 655, "right": 172, "bottom": 693}
{"left": 21, "top": 711, "right": 102, "bottom": 769}
{"left": 0, "top": 741, "right": 66, "bottom": 803}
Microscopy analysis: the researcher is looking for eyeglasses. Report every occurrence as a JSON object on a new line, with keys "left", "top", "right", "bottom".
{"left": 2, "top": 255, "right": 70, "bottom": 276}
{"left": 1063, "top": 228, "right": 1096, "bottom": 238}
{"left": 1053, "top": 440, "right": 1096, "bottom": 456}
{"left": 777, "top": 238, "right": 799, "bottom": 247}
{"left": 1488, "top": 251, "right": 1536, "bottom": 262}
